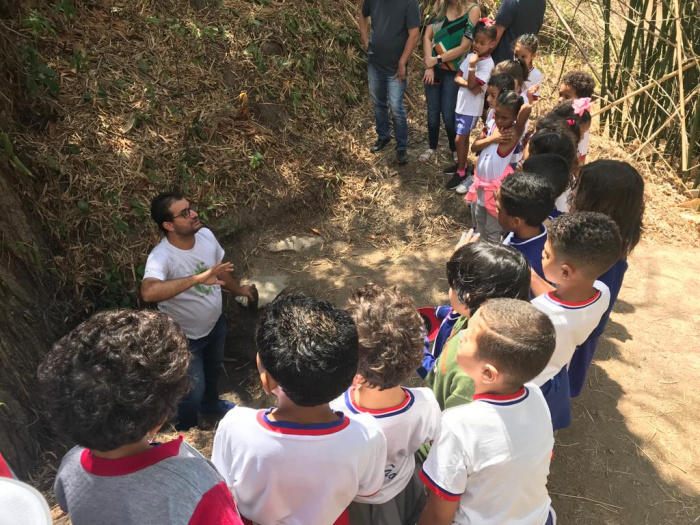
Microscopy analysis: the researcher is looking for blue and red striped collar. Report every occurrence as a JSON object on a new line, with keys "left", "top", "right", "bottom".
{"left": 545, "top": 289, "right": 603, "bottom": 309}
{"left": 473, "top": 386, "right": 529, "bottom": 406}
{"left": 257, "top": 408, "right": 350, "bottom": 435}
{"left": 342, "top": 387, "right": 415, "bottom": 419}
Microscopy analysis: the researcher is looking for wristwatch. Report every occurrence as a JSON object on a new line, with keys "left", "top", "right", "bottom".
{"left": 436, "top": 56, "right": 443, "bottom": 65}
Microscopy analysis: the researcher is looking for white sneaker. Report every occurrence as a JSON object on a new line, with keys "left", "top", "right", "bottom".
{"left": 453, "top": 151, "right": 458, "bottom": 162}
{"left": 455, "top": 176, "right": 473, "bottom": 194}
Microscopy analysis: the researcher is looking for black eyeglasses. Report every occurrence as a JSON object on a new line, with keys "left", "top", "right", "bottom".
{"left": 172, "top": 206, "right": 194, "bottom": 220}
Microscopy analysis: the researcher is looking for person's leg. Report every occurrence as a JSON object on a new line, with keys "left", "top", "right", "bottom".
{"left": 387, "top": 74, "right": 408, "bottom": 151}
{"left": 175, "top": 339, "right": 206, "bottom": 430}
{"left": 367, "top": 61, "right": 390, "bottom": 142}
{"left": 200, "top": 314, "right": 227, "bottom": 409}
{"left": 441, "top": 71, "right": 459, "bottom": 154}
{"left": 483, "top": 211, "right": 503, "bottom": 242}
{"left": 568, "top": 336, "right": 599, "bottom": 398}
{"left": 472, "top": 202, "right": 488, "bottom": 238}
{"left": 424, "top": 79, "right": 442, "bottom": 151}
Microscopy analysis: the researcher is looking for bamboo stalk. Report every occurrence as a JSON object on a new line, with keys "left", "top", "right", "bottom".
{"left": 629, "top": 85, "right": 700, "bottom": 158}
{"left": 592, "top": 59, "right": 698, "bottom": 117}
{"left": 672, "top": 0, "right": 689, "bottom": 175}
{"left": 546, "top": 0, "right": 602, "bottom": 84}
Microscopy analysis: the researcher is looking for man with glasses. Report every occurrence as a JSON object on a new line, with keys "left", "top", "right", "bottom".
{"left": 141, "top": 191, "right": 254, "bottom": 430}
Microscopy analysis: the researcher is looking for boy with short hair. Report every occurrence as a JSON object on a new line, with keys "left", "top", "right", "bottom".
{"left": 522, "top": 154, "right": 572, "bottom": 219}
{"left": 498, "top": 171, "right": 556, "bottom": 279}
{"left": 418, "top": 299, "right": 557, "bottom": 525}
{"left": 211, "top": 294, "right": 387, "bottom": 525}
{"left": 38, "top": 309, "right": 243, "bottom": 525}
{"left": 330, "top": 284, "right": 441, "bottom": 524}
{"left": 531, "top": 211, "right": 622, "bottom": 430}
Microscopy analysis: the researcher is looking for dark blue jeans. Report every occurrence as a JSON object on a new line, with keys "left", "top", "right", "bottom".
{"left": 175, "top": 313, "right": 226, "bottom": 430}
{"left": 424, "top": 68, "right": 459, "bottom": 152}
{"left": 367, "top": 60, "right": 408, "bottom": 151}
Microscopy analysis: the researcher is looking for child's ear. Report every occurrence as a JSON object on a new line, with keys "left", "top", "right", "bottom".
{"left": 482, "top": 363, "right": 499, "bottom": 384}
{"left": 512, "top": 216, "right": 522, "bottom": 229}
{"left": 561, "top": 262, "right": 574, "bottom": 280}
{"left": 352, "top": 374, "right": 366, "bottom": 387}
{"left": 259, "top": 370, "right": 278, "bottom": 395}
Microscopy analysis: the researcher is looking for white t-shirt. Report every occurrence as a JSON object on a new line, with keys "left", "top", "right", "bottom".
{"left": 330, "top": 387, "right": 441, "bottom": 504}
{"left": 456, "top": 53, "right": 494, "bottom": 116}
{"left": 554, "top": 188, "right": 571, "bottom": 213}
{"left": 421, "top": 385, "right": 555, "bottom": 525}
{"left": 524, "top": 67, "right": 542, "bottom": 100}
{"left": 578, "top": 130, "right": 590, "bottom": 158}
{"left": 211, "top": 406, "right": 387, "bottom": 525}
{"left": 143, "top": 228, "right": 224, "bottom": 340}
{"left": 476, "top": 118, "right": 517, "bottom": 182}
{"left": 531, "top": 281, "right": 611, "bottom": 386}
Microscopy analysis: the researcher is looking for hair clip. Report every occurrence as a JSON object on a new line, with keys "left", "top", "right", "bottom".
{"left": 566, "top": 119, "right": 575, "bottom": 126}
{"left": 572, "top": 97, "right": 592, "bottom": 116}
{"left": 479, "top": 18, "right": 495, "bottom": 26}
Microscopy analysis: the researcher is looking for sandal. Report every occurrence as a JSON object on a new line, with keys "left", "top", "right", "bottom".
{"left": 418, "top": 148, "right": 437, "bottom": 162}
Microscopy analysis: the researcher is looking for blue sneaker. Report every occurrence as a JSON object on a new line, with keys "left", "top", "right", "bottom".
{"left": 199, "top": 399, "right": 236, "bottom": 415}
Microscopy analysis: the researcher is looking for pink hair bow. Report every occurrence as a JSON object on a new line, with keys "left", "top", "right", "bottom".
{"left": 572, "top": 97, "right": 592, "bottom": 116}
{"left": 479, "top": 18, "right": 495, "bottom": 26}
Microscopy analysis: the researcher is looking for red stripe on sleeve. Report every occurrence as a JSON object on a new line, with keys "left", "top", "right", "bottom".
{"left": 189, "top": 482, "right": 245, "bottom": 525}
{"left": 419, "top": 469, "right": 461, "bottom": 502}
{"left": 456, "top": 70, "right": 464, "bottom": 78}
{"left": 333, "top": 509, "right": 350, "bottom": 525}
{"left": 0, "top": 454, "right": 13, "bottom": 478}
{"left": 475, "top": 78, "right": 485, "bottom": 85}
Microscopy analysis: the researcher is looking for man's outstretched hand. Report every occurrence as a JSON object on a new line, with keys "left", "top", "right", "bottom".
{"left": 195, "top": 262, "right": 234, "bottom": 287}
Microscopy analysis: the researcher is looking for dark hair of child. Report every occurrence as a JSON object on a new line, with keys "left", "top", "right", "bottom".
{"left": 562, "top": 71, "right": 596, "bottom": 98}
{"left": 572, "top": 160, "right": 644, "bottom": 257}
{"left": 493, "top": 58, "right": 529, "bottom": 86}
{"left": 37, "top": 310, "right": 191, "bottom": 452}
{"left": 522, "top": 154, "right": 572, "bottom": 199}
{"left": 528, "top": 125, "right": 578, "bottom": 172}
{"left": 487, "top": 73, "right": 515, "bottom": 94}
{"left": 346, "top": 284, "right": 425, "bottom": 391}
{"left": 552, "top": 100, "right": 592, "bottom": 127}
{"left": 151, "top": 191, "right": 185, "bottom": 234}
{"left": 473, "top": 20, "right": 498, "bottom": 41}
{"left": 538, "top": 112, "right": 582, "bottom": 142}
{"left": 547, "top": 211, "right": 623, "bottom": 279}
{"left": 513, "top": 33, "right": 538, "bottom": 53}
{"left": 497, "top": 90, "right": 525, "bottom": 118}
{"left": 446, "top": 243, "right": 530, "bottom": 316}
{"left": 475, "top": 298, "right": 556, "bottom": 387}
{"left": 499, "top": 171, "right": 556, "bottom": 227}
{"left": 256, "top": 293, "right": 359, "bottom": 407}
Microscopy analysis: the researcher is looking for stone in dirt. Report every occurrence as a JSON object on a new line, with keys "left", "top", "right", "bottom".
{"left": 265, "top": 235, "right": 322, "bottom": 253}
{"left": 240, "top": 274, "right": 289, "bottom": 307}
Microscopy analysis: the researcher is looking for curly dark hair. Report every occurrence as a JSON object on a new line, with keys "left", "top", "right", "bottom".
{"left": 514, "top": 33, "right": 538, "bottom": 53}
{"left": 561, "top": 71, "right": 596, "bottom": 99}
{"left": 528, "top": 122, "right": 578, "bottom": 172}
{"left": 548, "top": 211, "right": 623, "bottom": 279}
{"left": 572, "top": 160, "right": 644, "bottom": 257}
{"left": 499, "top": 171, "right": 556, "bottom": 227}
{"left": 552, "top": 100, "right": 592, "bottom": 127}
{"left": 151, "top": 191, "right": 184, "bottom": 234}
{"left": 522, "top": 154, "right": 572, "bottom": 198}
{"left": 487, "top": 73, "right": 515, "bottom": 94}
{"left": 256, "top": 293, "right": 358, "bottom": 406}
{"left": 447, "top": 243, "right": 531, "bottom": 316}
{"left": 474, "top": 299, "right": 556, "bottom": 387}
{"left": 493, "top": 59, "right": 529, "bottom": 86}
{"left": 37, "top": 309, "right": 191, "bottom": 451}
{"left": 474, "top": 20, "right": 498, "bottom": 40}
{"left": 346, "top": 284, "right": 424, "bottom": 390}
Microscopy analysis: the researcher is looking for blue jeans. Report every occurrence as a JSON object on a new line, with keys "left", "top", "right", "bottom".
{"left": 424, "top": 68, "right": 459, "bottom": 151}
{"left": 367, "top": 61, "right": 408, "bottom": 151}
{"left": 175, "top": 313, "right": 226, "bottom": 430}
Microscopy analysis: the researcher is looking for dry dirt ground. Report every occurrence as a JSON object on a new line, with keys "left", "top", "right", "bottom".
{"left": 50, "top": 74, "right": 700, "bottom": 525}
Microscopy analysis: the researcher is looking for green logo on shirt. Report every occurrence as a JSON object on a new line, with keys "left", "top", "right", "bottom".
{"left": 193, "top": 262, "right": 214, "bottom": 295}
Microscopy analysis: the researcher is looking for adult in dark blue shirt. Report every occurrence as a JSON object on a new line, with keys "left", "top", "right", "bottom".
{"left": 359, "top": 0, "right": 421, "bottom": 165}
{"left": 492, "top": 0, "right": 546, "bottom": 64}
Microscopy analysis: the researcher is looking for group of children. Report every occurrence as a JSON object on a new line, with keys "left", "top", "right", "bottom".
{"left": 28, "top": 22, "right": 650, "bottom": 525}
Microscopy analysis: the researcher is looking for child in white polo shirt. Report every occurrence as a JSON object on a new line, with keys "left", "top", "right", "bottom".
{"left": 330, "top": 284, "right": 441, "bottom": 524}
{"left": 419, "top": 298, "right": 557, "bottom": 525}
{"left": 530, "top": 212, "right": 622, "bottom": 430}
{"left": 211, "top": 294, "right": 387, "bottom": 525}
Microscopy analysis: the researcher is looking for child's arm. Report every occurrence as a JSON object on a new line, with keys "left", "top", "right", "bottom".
{"left": 418, "top": 495, "right": 459, "bottom": 525}
{"left": 530, "top": 268, "right": 555, "bottom": 297}
{"left": 472, "top": 126, "right": 513, "bottom": 153}
{"left": 454, "top": 54, "right": 483, "bottom": 90}
{"left": 496, "top": 104, "right": 532, "bottom": 154}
